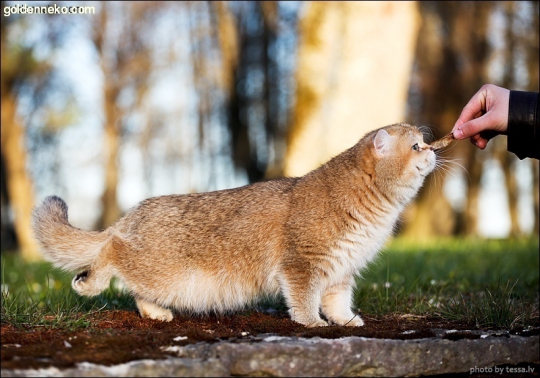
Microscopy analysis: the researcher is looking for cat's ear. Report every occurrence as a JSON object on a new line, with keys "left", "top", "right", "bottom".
{"left": 374, "top": 129, "right": 392, "bottom": 156}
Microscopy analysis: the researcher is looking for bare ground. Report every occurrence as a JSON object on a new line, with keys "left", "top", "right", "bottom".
{"left": 1, "top": 310, "right": 539, "bottom": 376}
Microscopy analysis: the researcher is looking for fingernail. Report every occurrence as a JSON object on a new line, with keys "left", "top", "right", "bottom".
{"left": 456, "top": 128, "right": 463, "bottom": 139}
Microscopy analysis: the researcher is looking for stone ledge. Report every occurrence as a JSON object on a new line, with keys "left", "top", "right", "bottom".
{"left": 2, "top": 334, "right": 538, "bottom": 377}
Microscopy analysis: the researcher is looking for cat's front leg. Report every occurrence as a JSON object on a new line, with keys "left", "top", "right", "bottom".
{"left": 321, "top": 280, "right": 364, "bottom": 327}
{"left": 279, "top": 273, "right": 328, "bottom": 327}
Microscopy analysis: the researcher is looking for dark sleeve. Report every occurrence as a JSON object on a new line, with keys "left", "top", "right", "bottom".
{"left": 507, "top": 90, "right": 539, "bottom": 160}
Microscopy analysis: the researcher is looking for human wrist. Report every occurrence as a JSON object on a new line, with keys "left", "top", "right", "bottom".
{"left": 507, "top": 90, "right": 539, "bottom": 160}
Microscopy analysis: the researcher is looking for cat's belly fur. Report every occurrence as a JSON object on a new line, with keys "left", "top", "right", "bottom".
{"left": 151, "top": 268, "right": 281, "bottom": 313}
{"left": 113, "top": 234, "right": 284, "bottom": 313}
{"left": 130, "top": 233, "right": 391, "bottom": 313}
{"left": 327, "top": 209, "right": 400, "bottom": 285}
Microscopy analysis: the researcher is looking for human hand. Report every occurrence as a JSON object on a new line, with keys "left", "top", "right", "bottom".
{"left": 452, "top": 84, "right": 510, "bottom": 149}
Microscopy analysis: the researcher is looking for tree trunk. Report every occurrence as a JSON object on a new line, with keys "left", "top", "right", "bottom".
{"left": 213, "top": 1, "right": 238, "bottom": 97}
{"left": 533, "top": 160, "right": 539, "bottom": 235}
{"left": 97, "top": 83, "right": 122, "bottom": 229}
{"left": 527, "top": 1, "right": 539, "bottom": 236}
{"left": 94, "top": 4, "right": 122, "bottom": 229}
{"left": 285, "top": 1, "right": 420, "bottom": 177}
{"left": 401, "top": 2, "right": 493, "bottom": 238}
{"left": 498, "top": 145, "right": 521, "bottom": 237}
{"left": 496, "top": 1, "right": 520, "bottom": 238}
{"left": 462, "top": 147, "right": 484, "bottom": 236}
{"left": 0, "top": 94, "right": 41, "bottom": 260}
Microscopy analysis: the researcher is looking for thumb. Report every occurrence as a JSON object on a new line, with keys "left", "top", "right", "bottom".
{"left": 454, "top": 112, "right": 495, "bottom": 140}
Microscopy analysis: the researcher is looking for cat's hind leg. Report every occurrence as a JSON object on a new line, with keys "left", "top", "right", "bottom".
{"left": 71, "top": 236, "right": 124, "bottom": 297}
{"left": 135, "top": 297, "right": 173, "bottom": 322}
{"left": 321, "top": 279, "right": 364, "bottom": 327}
{"left": 72, "top": 256, "right": 114, "bottom": 297}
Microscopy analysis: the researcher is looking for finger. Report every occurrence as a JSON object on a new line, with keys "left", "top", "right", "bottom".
{"left": 453, "top": 90, "right": 487, "bottom": 130}
{"left": 454, "top": 112, "right": 495, "bottom": 140}
{"left": 479, "top": 130, "right": 499, "bottom": 141}
{"left": 476, "top": 138, "right": 488, "bottom": 149}
{"left": 470, "top": 134, "right": 482, "bottom": 146}
{"left": 469, "top": 135, "right": 487, "bottom": 149}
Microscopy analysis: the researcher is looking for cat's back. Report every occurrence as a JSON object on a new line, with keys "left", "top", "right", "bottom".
{"left": 115, "top": 177, "right": 298, "bottom": 247}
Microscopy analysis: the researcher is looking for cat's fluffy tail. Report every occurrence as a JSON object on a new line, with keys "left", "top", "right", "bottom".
{"left": 31, "top": 196, "right": 109, "bottom": 272}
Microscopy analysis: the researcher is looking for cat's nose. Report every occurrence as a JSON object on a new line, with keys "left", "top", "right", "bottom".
{"left": 419, "top": 143, "right": 432, "bottom": 151}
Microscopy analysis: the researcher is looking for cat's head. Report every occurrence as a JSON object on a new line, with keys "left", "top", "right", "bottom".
{"left": 369, "top": 123, "right": 436, "bottom": 198}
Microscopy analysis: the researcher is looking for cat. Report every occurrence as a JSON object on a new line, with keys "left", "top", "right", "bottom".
{"left": 32, "top": 123, "right": 437, "bottom": 328}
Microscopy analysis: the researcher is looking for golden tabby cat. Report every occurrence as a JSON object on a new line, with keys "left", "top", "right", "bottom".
{"left": 32, "top": 123, "right": 436, "bottom": 327}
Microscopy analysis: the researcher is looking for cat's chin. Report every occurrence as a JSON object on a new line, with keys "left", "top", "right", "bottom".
{"left": 415, "top": 158, "right": 436, "bottom": 177}
{"left": 415, "top": 166, "right": 428, "bottom": 177}
{"left": 416, "top": 167, "right": 433, "bottom": 178}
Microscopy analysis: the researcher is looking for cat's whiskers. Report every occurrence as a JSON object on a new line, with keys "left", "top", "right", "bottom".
{"left": 432, "top": 156, "right": 471, "bottom": 209}
{"left": 418, "top": 125, "right": 435, "bottom": 142}
{"left": 439, "top": 157, "right": 469, "bottom": 182}
{"left": 418, "top": 125, "right": 435, "bottom": 143}
{"left": 435, "top": 159, "right": 458, "bottom": 180}
{"left": 430, "top": 153, "right": 469, "bottom": 197}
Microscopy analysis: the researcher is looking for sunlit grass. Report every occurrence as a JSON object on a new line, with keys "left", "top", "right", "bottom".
{"left": 354, "top": 237, "right": 539, "bottom": 328}
{"left": 1, "top": 253, "right": 135, "bottom": 329}
{"left": 1, "top": 237, "right": 538, "bottom": 330}
{"left": 437, "top": 279, "right": 536, "bottom": 329}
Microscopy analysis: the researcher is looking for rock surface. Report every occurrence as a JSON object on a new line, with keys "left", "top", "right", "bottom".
{"left": 2, "top": 334, "right": 538, "bottom": 377}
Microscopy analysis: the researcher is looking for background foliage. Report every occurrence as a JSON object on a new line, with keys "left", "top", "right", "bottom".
{"left": 1, "top": 1, "right": 538, "bottom": 263}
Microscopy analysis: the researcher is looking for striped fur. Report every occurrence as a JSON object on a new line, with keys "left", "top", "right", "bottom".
{"left": 32, "top": 123, "right": 435, "bottom": 327}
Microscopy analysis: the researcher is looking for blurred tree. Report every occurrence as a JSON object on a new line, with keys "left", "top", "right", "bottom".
{"left": 7, "top": 1, "right": 534, "bottom": 241}
{"left": 518, "top": 0, "right": 539, "bottom": 236}
{"left": 401, "top": 1, "right": 494, "bottom": 238}
{"left": 186, "top": 1, "right": 226, "bottom": 189}
{"left": 217, "top": 1, "right": 287, "bottom": 182}
{"left": 285, "top": 2, "right": 420, "bottom": 177}
{"left": 0, "top": 60, "right": 39, "bottom": 258}
{"left": 91, "top": 2, "right": 160, "bottom": 228}
{"left": 480, "top": 1, "right": 539, "bottom": 238}
{"left": 1, "top": 7, "right": 55, "bottom": 260}
{"left": 495, "top": 1, "right": 520, "bottom": 238}
{"left": 529, "top": 1, "right": 539, "bottom": 235}
{"left": 191, "top": 1, "right": 294, "bottom": 184}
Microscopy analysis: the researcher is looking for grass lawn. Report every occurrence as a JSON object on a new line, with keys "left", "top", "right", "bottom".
{"left": 356, "top": 237, "right": 539, "bottom": 328}
{"left": 1, "top": 237, "right": 538, "bottom": 330}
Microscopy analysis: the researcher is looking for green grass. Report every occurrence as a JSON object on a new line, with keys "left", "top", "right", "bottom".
{"left": 1, "top": 253, "right": 135, "bottom": 329}
{"left": 354, "top": 237, "right": 539, "bottom": 328}
{"left": 1, "top": 237, "right": 538, "bottom": 330}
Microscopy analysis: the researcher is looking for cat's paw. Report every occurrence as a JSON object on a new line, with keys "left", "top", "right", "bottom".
{"left": 306, "top": 319, "right": 329, "bottom": 328}
{"left": 289, "top": 310, "right": 328, "bottom": 328}
{"left": 141, "top": 307, "right": 173, "bottom": 322}
{"left": 136, "top": 299, "right": 174, "bottom": 322}
{"left": 150, "top": 310, "right": 174, "bottom": 322}
{"left": 328, "top": 315, "right": 364, "bottom": 327}
{"left": 344, "top": 317, "right": 364, "bottom": 327}
{"left": 72, "top": 271, "right": 101, "bottom": 296}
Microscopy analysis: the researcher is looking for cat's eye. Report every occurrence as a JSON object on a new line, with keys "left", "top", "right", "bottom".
{"left": 412, "top": 143, "right": 419, "bottom": 151}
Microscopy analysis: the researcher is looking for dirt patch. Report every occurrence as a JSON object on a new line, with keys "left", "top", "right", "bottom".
{"left": 1, "top": 310, "right": 538, "bottom": 371}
